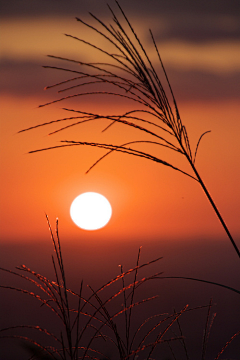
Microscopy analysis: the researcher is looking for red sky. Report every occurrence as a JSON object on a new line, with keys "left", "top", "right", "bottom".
{"left": 1, "top": 1, "right": 240, "bottom": 359}
{"left": 1, "top": 1, "right": 240, "bottom": 246}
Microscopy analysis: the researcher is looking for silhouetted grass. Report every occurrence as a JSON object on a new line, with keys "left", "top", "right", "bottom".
{"left": 1, "top": 217, "right": 239, "bottom": 358}
{"left": 0, "top": 217, "right": 200, "bottom": 359}
{"left": 18, "top": 0, "right": 239, "bottom": 258}
{"left": 1, "top": 1, "right": 240, "bottom": 359}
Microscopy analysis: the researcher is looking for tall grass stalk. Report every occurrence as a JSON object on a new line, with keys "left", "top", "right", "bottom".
{"left": 1, "top": 217, "right": 218, "bottom": 359}
{"left": 1, "top": 2, "right": 240, "bottom": 359}
{"left": 2, "top": 217, "right": 238, "bottom": 359}
{"left": 19, "top": 0, "right": 240, "bottom": 258}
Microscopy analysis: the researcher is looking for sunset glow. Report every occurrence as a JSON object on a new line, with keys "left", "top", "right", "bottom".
{"left": 1, "top": 1, "right": 240, "bottom": 359}
{"left": 70, "top": 192, "right": 112, "bottom": 230}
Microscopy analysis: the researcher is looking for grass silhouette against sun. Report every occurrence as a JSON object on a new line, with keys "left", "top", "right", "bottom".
{"left": 19, "top": 1, "right": 239, "bottom": 259}
{"left": 1, "top": 1, "right": 240, "bottom": 359}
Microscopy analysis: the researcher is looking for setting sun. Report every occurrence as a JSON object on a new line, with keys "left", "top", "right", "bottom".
{"left": 70, "top": 192, "right": 112, "bottom": 231}
{"left": 1, "top": 1, "right": 240, "bottom": 358}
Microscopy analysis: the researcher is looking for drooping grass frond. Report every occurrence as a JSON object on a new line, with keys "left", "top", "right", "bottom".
{"left": 18, "top": 0, "right": 239, "bottom": 256}
{"left": 25, "top": 2, "right": 193, "bottom": 176}
{"left": 28, "top": 140, "right": 197, "bottom": 180}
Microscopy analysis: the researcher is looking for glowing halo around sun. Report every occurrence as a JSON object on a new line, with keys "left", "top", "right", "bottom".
{"left": 70, "top": 192, "right": 112, "bottom": 230}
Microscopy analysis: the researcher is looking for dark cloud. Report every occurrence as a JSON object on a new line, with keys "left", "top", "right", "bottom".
{"left": 1, "top": 1, "right": 239, "bottom": 101}
{"left": 1, "top": 58, "right": 239, "bottom": 102}
{"left": 0, "top": 59, "right": 49, "bottom": 97}
{"left": 0, "top": 0, "right": 104, "bottom": 17}
{"left": 166, "top": 67, "right": 240, "bottom": 101}
{"left": 1, "top": 0, "right": 240, "bottom": 17}
{"left": 1, "top": 0, "right": 239, "bottom": 44}
{"left": 153, "top": 15, "right": 240, "bottom": 42}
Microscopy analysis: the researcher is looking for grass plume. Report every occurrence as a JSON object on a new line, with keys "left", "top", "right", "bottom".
{"left": 19, "top": 0, "right": 239, "bottom": 258}
{"left": 1, "top": 217, "right": 214, "bottom": 359}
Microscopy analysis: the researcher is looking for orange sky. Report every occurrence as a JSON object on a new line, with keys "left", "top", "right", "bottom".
{"left": 1, "top": 3, "right": 240, "bottom": 359}
{"left": 1, "top": 97, "right": 239, "bottom": 246}
{"left": 0, "top": 1, "right": 240, "bottom": 250}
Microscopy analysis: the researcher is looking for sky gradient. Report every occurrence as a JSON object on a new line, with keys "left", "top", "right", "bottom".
{"left": 1, "top": 0, "right": 240, "bottom": 244}
{"left": 0, "top": 1, "right": 240, "bottom": 358}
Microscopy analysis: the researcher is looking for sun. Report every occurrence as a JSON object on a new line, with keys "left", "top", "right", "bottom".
{"left": 70, "top": 192, "right": 112, "bottom": 230}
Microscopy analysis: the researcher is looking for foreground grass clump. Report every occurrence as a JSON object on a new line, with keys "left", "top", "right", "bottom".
{"left": 1, "top": 217, "right": 239, "bottom": 359}
{"left": 0, "top": 218, "right": 194, "bottom": 359}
